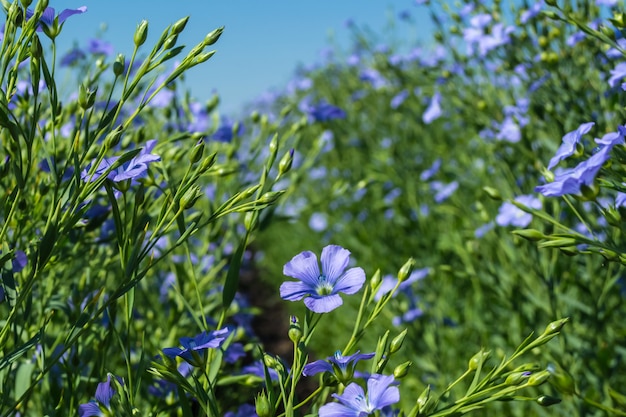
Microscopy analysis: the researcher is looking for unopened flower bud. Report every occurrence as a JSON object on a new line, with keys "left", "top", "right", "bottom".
{"left": 288, "top": 315, "right": 302, "bottom": 343}
{"left": 611, "top": 12, "right": 626, "bottom": 28}
{"left": 134, "top": 20, "right": 149, "bottom": 46}
{"left": 255, "top": 392, "right": 272, "bottom": 417}
{"left": 171, "top": 16, "right": 190, "bottom": 35}
{"left": 417, "top": 385, "right": 432, "bottom": 414}
{"left": 199, "top": 152, "right": 217, "bottom": 173}
{"left": 113, "top": 54, "right": 125, "bottom": 76}
{"left": 369, "top": 269, "right": 382, "bottom": 294}
{"left": 263, "top": 354, "right": 278, "bottom": 369}
{"left": 277, "top": 149, "right": 294, "bottom": 177}
{"left": 104, "top": 127, "right": 123, "bottom": 149}
{"left": 389, "top": 329, "right": 408, "bottom": 354}
{"left": 537, "top": 395, "right": 561, "bottom": 407}
{"left": 78, "top": 83, "right": 97, "bottom": 110}
{"left": 189, "top": 140, "right": 204, "bottom": 164}
{"left": 393, "top": 361, "right": 412, "bottom": 379}
{"left": 537, "top": 238, "right": 578, "bottom": 249}
{"left": 549, "top": 368, "right": 575, "bottom": 395}
{"left": 541, "top": 318, "right": 568, "bottom": 337}
{"left": 468, "top": 350, "right": 490, "bottom": 371}
{"left": 259, "top": 190, "right": 285, "bottom": 205}
{"left": 30, "top": 36, "right": 43, "bottom": 58}
{"left": 203, "top": 26, "right": 224, "bottom": 46}
{"left": 180, "top": 185, "right": 202, "bottom": 209}
{"left": 511, "top": 229, "right": 547, "bottom": 241}
{"left": 527, "top": 370, "right": 551, "bottom": 387}
{"left": 505, "top": 371, "right": 531, "bottom": 385}
{"left": 163, "top": 34, "right": 178, "bottom": 50}
{"left": 398, "top": 258, "right": 416, "bottom": 283}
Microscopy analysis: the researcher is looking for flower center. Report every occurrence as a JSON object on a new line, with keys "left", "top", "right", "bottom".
{"left": 315, "top": 274, "right": 334, "bottom": 296}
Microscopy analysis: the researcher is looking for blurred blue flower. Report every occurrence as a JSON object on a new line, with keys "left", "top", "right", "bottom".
{"left": 225, "top": 404, "right": 258, "bottom": 417}
{"left": 303, "top": 350, "right": 375, "bottom": 382}
{"left": 420, "top": 158, "right": 441, "bottom": 181}
{"left": 616, "top": 192, "right": 626, "bottom": 208}
{"left": 162, "top": 328, "right": 229, "bottom": 366}
{"left": 374, "top": 268, "right": 430, "bottom": 301}
{"left": 608, "top": 62, "right": 626, "bottom": 87}
{"left": 319, "top": 374, "right": 400, "bottom": 417}
{"left": 496, "top": 195, "right": 542, "bottom": 228}
{"left": 88, "top": 39, "right": 114, "bottom": 56}
{"left": 360, "top": 68, "right": 388, "bottom": 90}
{"left": 280, "top": 245, "right": 365, "bottom": 313}
{"left": 422, "top": 92, "right": 442, "bottom": 124}
{"left": 431, "top": 180, "right": 458, "bottom": 203}
{"left": 547, "top": 122, "right": 594, "bottom": 170}
{"left": 390, "top": 89, "right": 409, "bottom": 109}
{"left": 78, "top": 374, "right": 118, "bottom": 417}
{"left": 521, "top": 2, "right": 543, "bottom": 24}
{"left": 213, "top": 118, "right": 244, "bottom": 141}
{"left": 60, "top": 48, "right": 86, "bottom": 66}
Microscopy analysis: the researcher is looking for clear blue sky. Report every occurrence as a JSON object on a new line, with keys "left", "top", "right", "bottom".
{"left": 55, "top": 1, "right": 435, "bottom": 114}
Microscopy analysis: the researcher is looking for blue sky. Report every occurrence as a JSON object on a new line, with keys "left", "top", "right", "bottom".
{"left": 55, "top": 1, "right": 434, "bottom": 114}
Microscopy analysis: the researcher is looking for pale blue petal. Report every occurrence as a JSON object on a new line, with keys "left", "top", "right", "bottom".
{"left": 334, "top": 267, "right": 365, "bottom": 295}
{"left": 304, "top": 294, "right": 343, "bottom": 313}
{"left": 321, "top": 245, "right": 350, "bottom": 282}
{"left": 303, "top": 360, "right": 333, "bottom": 376}
{"left": 78, "top": 402, "right": 102, "bottom": 417}
{"left": 367, "top": 374, "right": 400, "bottom": 409}
{"left": 335, "top": 382, "right": 367, "bottom": 410}
{"left": 283, "top": 251, "right": 320, "bottom": 286}
{"left": 318, "top": 402, "right": 360, "bottom": 417}
{"left": 280, "top": 281, "right": 311, "bottom": 301}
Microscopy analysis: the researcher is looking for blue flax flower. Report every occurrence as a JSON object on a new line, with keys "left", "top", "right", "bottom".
{"left": 26, "top": 6, "right": 87, "bottom": 37}
{"left": 163, "top": 328, "right": 229, "bottom": 366}
{"left": 81, "top": 140, "right": 160, "bottom": 183}
{"left": 547, "top": 122, "right": 595, "bottom": 170}
{"left": 536, "top": 127, "right": 625, "bottom": 197}
{"left": 496, "top": 195, "right": 542, "bottom": 227}
{"left": 78, "top": 374, "right": 118, "bottom": 417}
{"left": 319, "top": 374, "right": 400, "bottom": 417}
{"left": 422, "top": 92, "right": 442, "bottom": 124}
{"left": 303, "top": 350, "right": 375, "bottom": 383}
{"left": 280, "top": 245, "right": 365, "bottom": 313}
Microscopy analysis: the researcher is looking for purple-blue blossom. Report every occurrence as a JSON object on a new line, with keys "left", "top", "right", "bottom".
{"left": 319, "top": 374, "right": 400, "bottom": 417}
{"left": 536, "top": 128, "right": 624, "bottom": 197}
{"left": 26, "top": 6, "right": 87, "bottom": 36}
{"left": 280, "top": 245, "right": 365, "bottom": 313}
{"left": 78, "top": 374, "right": 118, "bottom": 417}
{"left": 390, "top": 89, "right": 409, "bottom": 109}
{"left": 496, "top": 195, "right": 542, "bottom": 228}
{"left": 608, "top": 62, "right": 626, "bottom": 88}
{"left": 81, "top": 140, "right": 160, "bottom": 183}
{"left": 162, "top": 328, "right": 229, "bottom": 366}
{"left": 303, "top": 350, "right": 375, "bottom": 383}
{"left": 547, "top": 122, "right": 595, "bottom": 170}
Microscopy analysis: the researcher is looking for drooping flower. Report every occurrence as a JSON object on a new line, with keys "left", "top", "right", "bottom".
{"left": 78, "top": 374, "right": 118, "bottom": 417}
{"left": 319, "top": 374, "right": 400, "bottom": 417}
{"left": 162, "top": 328, "right": 229, "bottom": 366}
{"left": 547, "top": 122, "right": 595, "bottom": 170}
{"left": 303, "top": 350, "right": 375, "bottom": 383}
{"left": 280, "top": 245, "right": 365, "bottom": 313}
{"left": 496, "top": 195, "right": 542, "bottom": 227}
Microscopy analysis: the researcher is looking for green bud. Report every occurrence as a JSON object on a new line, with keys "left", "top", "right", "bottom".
{"left": 468, "top": 350, "right": 490, "bottom": 371}
{"left": 134, "top": 20, "right": 149, "bottom": 46}
{"left": 417, "top": 385, "right": 432, "bottom": 414}
{"left": 20, "top": 0, "right": 33, "bottom": 7}
{"left": 527, "top": 370, "right": 551, "bottom": 387}
{"left": 258, "top": 190, "right": 285, "bottom": 205}
{"left": 611, "top": 12, "right": 626, "bottom": 28}
{"left": 180, "top": 185, "right": 202, "bottom": 209}
{"left": 603, "top": 208, "right": 621, "bottom": 227}
{"left": 393, "top": 361, "right": 412, "bottom": 379}
{"left": 244, "top": 211, "right": 257, "bottom": 231}
{"left": 113, "top": 54, "right": 125, "bottom": 76}
{"left": 30, "top": 36, "right": 43, "bottom": 58}
{"left": 277, "top": 149, "right": 294, "bottom": 178}
{"left": 541, "top": 318, "right": 568, "bottom": 337}
{"left": 189, "top": 140, "right": 204, "bottom": 164}
{"left": 288, "top": 315, "right": 302, "bottom": 343}
{"left": 537, "top": 238, "right": 578, "bottom": 249}
{"left": 268, "top": 133, "right": 279, "bottom": 167}
{"left": 194, "top": 50, "right": 216, "bottom": 65}
{"left": 369, "top": 269, "right": 382, "bottom": 294}
{"left": 171, "top": 16, "right": 190, "bottom": 35}
{"left": 78, "top": 83, "right": 97, "bottom": 110}
{"left": 199, "top": 152, "right": 218, "bottom": 173}
{"left": 203, "top": 26, "right": 224, "bottom": 46}
{"left": 389, "top": 329, "right": 408, "bottom": 355}
{"left": 250, "top": 111, "right": 261, "bottom": 123}
{"left": 537, "top": 395, "right": 562, "bottom": 407}
{"left": 398, "top": 257, "right": 416, "bottom": 283}
{"left": 163, "top": 34, "right": 178, "bottom": 50}
{"left": 255, "top": 392, "right": 273, "bottom": 417}
{"left": 511, "top": 229, "right": 547, "bottom": 241}
{"left": 504, "top": 371, "right": 530, "bottom": 385}
{"left": 104, "top": 127, "right": 123, "bottom": 149}
{"left": 263, "top": 354, "right": 278, "bottom": 369}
